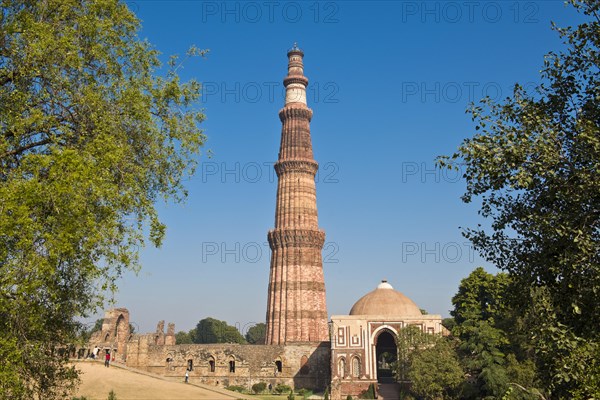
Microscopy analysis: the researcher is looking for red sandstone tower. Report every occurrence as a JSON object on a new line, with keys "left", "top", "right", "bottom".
{"left": 265, "top": 44, "right": 329, "bottom": 344}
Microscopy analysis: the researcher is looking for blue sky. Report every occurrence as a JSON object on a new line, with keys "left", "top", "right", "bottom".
{"left": 99, "top": 1, "right": 584, "bottom": 334}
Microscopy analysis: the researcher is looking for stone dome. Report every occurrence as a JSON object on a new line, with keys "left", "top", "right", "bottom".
{"left": 349, "top": 280, "right": 422, "bottom": 316}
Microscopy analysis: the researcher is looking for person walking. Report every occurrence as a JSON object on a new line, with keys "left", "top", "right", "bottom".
{"left": 104, "top": 350, "right": 110, "bottom": 368}
{"left": 185, "top": 368, "right": 189, "bottom": 384}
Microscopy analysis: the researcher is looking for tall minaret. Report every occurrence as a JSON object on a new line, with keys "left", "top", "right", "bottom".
{"left": 265, "top": 44, "right": 329, "bottom": 344}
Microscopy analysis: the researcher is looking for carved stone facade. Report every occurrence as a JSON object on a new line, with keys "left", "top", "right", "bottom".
{"left": 265, "top": 44, "right": 329, "bottom": 345}
{"left": 329, "top": 281, "right": 448, "bottom": 399}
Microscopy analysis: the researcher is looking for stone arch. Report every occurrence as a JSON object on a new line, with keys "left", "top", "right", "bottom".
{"left": 208, "top": 355, "right": 216, "bottom": 373}
{"left": 351, "top": 356, "right": 361, "bottom": 378}
{"left": 371, "top": 325, "right": 399, "bottom": 343}
{"left": 374, "top": 327, "right": 398, "bottom": 383}
{"left": 165, "top": 353, "right": 175, "bottom": 370}
{"left": 114, "top": 314, "right": 124, "bottom": 337}
{"left": 228, "top": 356, "right": 235, "bottom": 373}
{"left": 275, "top": 357, "right": 283, "bottom": 374}
{"left": 338, "top": 357, "right": 346, "bottom": 379}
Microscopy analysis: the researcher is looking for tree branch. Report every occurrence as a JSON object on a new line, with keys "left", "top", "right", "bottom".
{"left": 0, "top": 137, "right": 51, "bottom": 159}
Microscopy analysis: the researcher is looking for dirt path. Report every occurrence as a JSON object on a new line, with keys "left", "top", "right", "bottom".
{"left": 73, "top": 361, "right": 239, "bottom": 400}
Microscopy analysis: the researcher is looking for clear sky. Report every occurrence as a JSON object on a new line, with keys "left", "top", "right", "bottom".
{"left": 96, "top": 0, "right": 585, "bottom": 335}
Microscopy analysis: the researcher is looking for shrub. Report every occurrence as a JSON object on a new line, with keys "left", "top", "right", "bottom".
{"left": 107, "top": 390, "right": 117, "bottom": 400}
{"left": 298, "top": 388, "right": 313, "bottom": 399}
{"left": 252, "top": 382, "right": 267, "bottom": 394}
{"left": 225, "top": 385, "right": 246, "bottom": 393}
{"left": 274, "top": 384, "right": 292, "bottom": 394}
{"left": 323, "top": 387, "right": 329, "bottom": 400}
{"left": 346, "top": 395, "right": 353, "bottom": 400}
{"left": 359, "top": 384, "right": 376, "bottom": 399}
{"left": 288, "top": 389, "right": 295, "bottom": 400}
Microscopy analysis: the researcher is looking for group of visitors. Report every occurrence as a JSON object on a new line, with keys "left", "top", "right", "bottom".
{"left": 89, "top": 346, "right": 112, "bottom": 367}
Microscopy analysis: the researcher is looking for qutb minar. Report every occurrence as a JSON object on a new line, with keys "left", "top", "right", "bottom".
{"left": 82, "top": 45, "right": 447, "bottom": 400}
{"left": 265, "top": 43, "right": 329, "bottom": 344}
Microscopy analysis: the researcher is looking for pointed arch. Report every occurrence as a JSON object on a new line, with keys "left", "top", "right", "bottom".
{"left": 338, "top": 357, "right": 346, "bottom": 379}
{"left": 208, "top": 355, "right": 216, "bottom": 373}
{"left": 351, "top": 356, "right": 361, "bottom": 378}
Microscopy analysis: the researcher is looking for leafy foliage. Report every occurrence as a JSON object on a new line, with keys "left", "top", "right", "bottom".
{"left": 245, "top": 322, "right": 266, "bottom": 344}
{"left": 252, "top": 382, "right": 267, "bottom": 394}
{"left": 297, "top": 388, "right": 313, "bottom": 399}
{"left": 395, "top": 325, "right": 436, "bottom": 382}
{"left": 438, "top": 1, "right": 600, "bottom": 397}
{"left": 450, "top": 268, "right": 541, "bottom": 400}
{"left": 175, "top": 330, "right": 193, "bottom": 344}
{"left": 358, "top": 383, "right": 376, "bottom": 399}
{"left": 274, "top": 384, "right": 292, "bottom": 394}
{"left": 408, "top": 338, "right": 463, "bottom": 400}
{"left": 191, "top": 318, "right": 246, "bottom": 344}
{"left": 0, "top": 0, "right": 206, "bottom": 398}
{"left": 225, "top": 385, "right": 246, "bottom": 393}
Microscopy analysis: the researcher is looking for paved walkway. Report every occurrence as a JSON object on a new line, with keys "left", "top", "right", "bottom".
{"left": 73, "top": 359, "right": 253, "bottom": 400}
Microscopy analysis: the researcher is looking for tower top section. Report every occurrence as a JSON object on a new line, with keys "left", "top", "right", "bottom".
{"left": 287, "top": 42, "right": 304, "bottom": 56}
{"left": 284, "top": 43, "right": 308, "bottom": 106}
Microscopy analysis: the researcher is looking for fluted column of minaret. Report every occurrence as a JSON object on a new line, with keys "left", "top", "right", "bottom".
{"left": 265, "top": 44, "right": 329, "bottom": 344}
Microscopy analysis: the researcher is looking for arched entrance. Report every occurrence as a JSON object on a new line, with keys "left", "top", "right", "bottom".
{"left": 375, "top": 329, "right": 397, "bottom": 383}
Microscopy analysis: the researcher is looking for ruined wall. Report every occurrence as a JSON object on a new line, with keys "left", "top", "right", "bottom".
{"left": 126, "top": 340, "right": 331, "bottom": 391}
{"left": 88, "top": 308, "right": 130, "bottom": 362}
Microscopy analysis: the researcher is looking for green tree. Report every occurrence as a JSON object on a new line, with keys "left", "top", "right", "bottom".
{"left": 175, "top": 330, "right": 193, "bottom": 345}
{"left": 395, "top": 325, "right": 436, "bottom": 382}
{"left": 245, "top": 322, "right": 266, "bottom": 344}
{"left": 408, "top": 339, "right": 463, "bottom": 400}
{"left": 451, "top": 267, "right": 510, "bottom": 326}
{"left": 192, "top": 318, "right": 246, "bottom": 344}
{"left": 450, "top": 268, "right": 540, "bottom": 399}
{"left": 0, "top": 0, "right": 206, "bottom": 398}
{"left": 438, "top": 1, "right": 600, "bottom": 397}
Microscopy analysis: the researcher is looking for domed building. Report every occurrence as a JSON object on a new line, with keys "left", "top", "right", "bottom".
{"left": 330, "top": 280, "right": 447, "bottom": 399}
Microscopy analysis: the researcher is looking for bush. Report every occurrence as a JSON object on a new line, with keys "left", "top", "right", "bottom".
{"left": 288, "top": 389, "right": 295, "bottom": 400}
{"left": 252, "top": 382, "right": 267, "bottom": 394}
{"left": 274, "top": 384, "right": 292, "bottom": 394}
{"left": 298, "top": 388, "right": 313, "bottom": 398}
{"left": 225, "top": 385, "right": 246, "bottom": 393}
{"left": 107, "top": 390, "right": 117, "bottom": 400}
{"left": 359, "top": 384, "right": 376, "bottom": 399}
{"left": 346, "top": 395, "right": 353, "bottom": 400}
{"left": 323, "top": 387, "right": 329, "bottom": 400}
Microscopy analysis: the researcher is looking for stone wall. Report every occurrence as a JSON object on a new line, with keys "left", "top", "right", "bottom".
{"left": 126, "top": 339, "right": 331, "bottom": 391}
{"left": 88, "top": 308, "right": 131, "bottom": 362}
